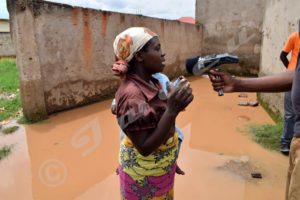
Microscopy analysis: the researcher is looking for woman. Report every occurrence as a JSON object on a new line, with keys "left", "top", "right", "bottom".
{"left": 113, "top": 27, "right": 193, "bottom": 199}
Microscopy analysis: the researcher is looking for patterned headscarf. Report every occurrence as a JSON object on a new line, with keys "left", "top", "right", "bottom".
{"left": 112, "top": 27, "right": 158, "bottom": 78}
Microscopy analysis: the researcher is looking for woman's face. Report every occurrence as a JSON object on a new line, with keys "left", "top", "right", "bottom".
{"left": 141, "top": 37, "right": 166, "bottom": 74}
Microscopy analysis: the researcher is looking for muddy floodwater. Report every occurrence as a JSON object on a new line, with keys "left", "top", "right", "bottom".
{"left": 0, "top": 76, "right": 288, "bottom": 200}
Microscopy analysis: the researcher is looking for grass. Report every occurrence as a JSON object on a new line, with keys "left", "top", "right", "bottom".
{"left": 0, "top": 95, "right": 21, "bottom": 121}
{"left": 251, "top": 94, "right": 284, "bottom": 152}
{"left": 0, "top": 58, "right": 21, "bottom": 122}
{"left": 17, "top": 115, "right": 34, "bottom": 124}
{"left": 247, "top": 122, "right": 283, "bottom": 151}
{"left": 0, "top": 59, "right": 19, "bottom": 92}
{"left": 1, "top": 126, "right": 19, "bottom": 135}
{"left": 0, "top": 145, "right": 13, "bottom": 160}
{"left": 257, "top": 93, "right": 283, "bottom": 123}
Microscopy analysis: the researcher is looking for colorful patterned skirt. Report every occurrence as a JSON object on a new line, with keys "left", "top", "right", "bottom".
{"left": 119, "top": 133, "right": 179, "bottom": 200}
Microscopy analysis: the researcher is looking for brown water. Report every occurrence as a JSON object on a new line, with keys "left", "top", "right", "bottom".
{"left": 0, "top": 77, "right": 288, "bottom": 200}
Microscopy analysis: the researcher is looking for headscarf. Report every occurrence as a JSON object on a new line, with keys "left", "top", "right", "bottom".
{"left": 112, "top": 27, "right": 158, "bottom": 78}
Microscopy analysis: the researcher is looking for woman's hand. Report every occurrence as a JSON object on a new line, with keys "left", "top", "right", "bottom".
{"left": 167, "top": 77, "right": 193, "bottom": 115}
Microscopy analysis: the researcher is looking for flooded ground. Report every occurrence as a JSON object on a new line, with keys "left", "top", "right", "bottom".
{"left": 0, "top": 76, "right": 288, "bottom": 200}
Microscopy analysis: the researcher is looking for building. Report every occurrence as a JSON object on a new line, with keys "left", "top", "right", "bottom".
{"left": 0, "top": 17, "right": 15, "bottom": 57}
{"left": 0, "top": 18, "right": 9, "bottom": 32}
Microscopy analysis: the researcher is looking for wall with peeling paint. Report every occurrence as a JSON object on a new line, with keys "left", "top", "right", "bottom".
{"left": 259, "top": 0, "right": 300, "bottom": 118}
{"left": 7, "top": 0, "right": 203, "bottom": 120}
{"left": 196, "top": 0, "right": 266, "bottom": 75}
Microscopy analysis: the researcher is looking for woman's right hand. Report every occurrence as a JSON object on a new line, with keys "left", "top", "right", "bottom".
{"left": 167, "top": 77, "right": 193, "bottom": 115}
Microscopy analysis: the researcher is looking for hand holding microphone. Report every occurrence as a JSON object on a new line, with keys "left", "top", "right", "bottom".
{"left": 208, "top": 69, "right": 236, "bottom": 93}
{"left": 185, "top": 53, "right": 239, "bottom": 96}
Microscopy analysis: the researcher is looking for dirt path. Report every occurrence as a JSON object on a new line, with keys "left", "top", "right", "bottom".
{"left": 0, "top": 76, "right": 288, "bottom": 200}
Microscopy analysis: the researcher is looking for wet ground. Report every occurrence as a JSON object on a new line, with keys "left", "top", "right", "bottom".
{"left": 0, "top": 76, "right": 288, "bottom": 200}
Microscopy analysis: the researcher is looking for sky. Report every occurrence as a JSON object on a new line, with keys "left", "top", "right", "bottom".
{"left": 0, "top": 0, "right": 9, "bottom": 19}
{"left": 0, "top": 0, "right": 195, "bottom": 20}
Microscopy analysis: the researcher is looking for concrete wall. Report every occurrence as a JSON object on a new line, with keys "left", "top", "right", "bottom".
{"left": 196, "top": 0, "right": 265, "bottom": 75}
{"left": 0, "top": 20, "right": 14, "bottom": 57}
{"left": 7, "top": 0, "right": 203, "bottom": 121}
{"left": 259, "top": 0, "right": 300, "bottom": 117}
{"left": 0, "top": 32, "right": 15, "bottom": 57}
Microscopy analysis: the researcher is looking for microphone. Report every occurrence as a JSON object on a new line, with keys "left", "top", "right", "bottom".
{"left": 186, "top": 53, "right": 239, "bottom": 75}
{"left": 185, "top": 53, "right": 239, "bottom": 96}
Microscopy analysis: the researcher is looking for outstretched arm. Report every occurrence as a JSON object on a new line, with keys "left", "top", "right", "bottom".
{"left": 209, "top": 70, "right": 294, "bottom": 93}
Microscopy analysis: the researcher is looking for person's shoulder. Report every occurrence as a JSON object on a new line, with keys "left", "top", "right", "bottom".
{"left": 290, "top": 32, "right": 299, "bottom": 39}
{"left": 115, "top": 80, "right": 144, "bottom": 101}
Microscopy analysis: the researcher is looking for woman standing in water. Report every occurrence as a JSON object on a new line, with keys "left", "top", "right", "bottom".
{"left": 112, "top": 27, "right": 193, "bottom": 199}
